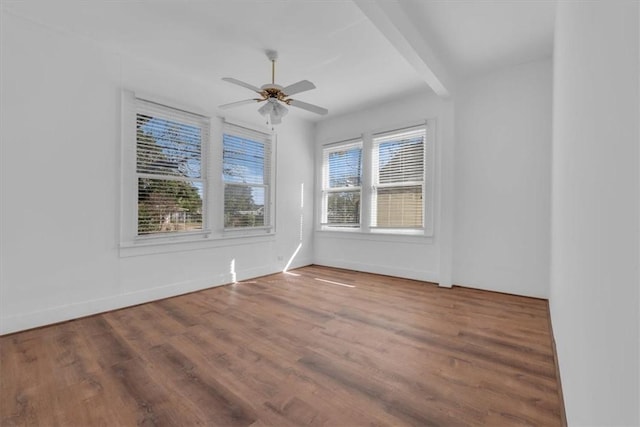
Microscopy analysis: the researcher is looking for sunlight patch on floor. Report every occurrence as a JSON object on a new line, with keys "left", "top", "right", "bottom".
{"left": 314, "top": 278, "right": 356, "bottom": 288}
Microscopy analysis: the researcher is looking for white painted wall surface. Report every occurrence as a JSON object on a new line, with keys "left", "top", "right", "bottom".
{"left": 551, "top": 1, "right": 640, "bottom": 425}
{"left": 454, "top": 59, "right": 552, "bottom": 298}
{"left": 0, "top": 13, "right": 316, "bottom": 334}
{"left": 314, "top": 91, "right": 452, "bottom": 283}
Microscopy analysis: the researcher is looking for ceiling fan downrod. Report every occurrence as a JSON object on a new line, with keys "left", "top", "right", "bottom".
{"left": 266, "top": 49, "right": 278, "bottom": 86}
{"left": 271, "top": 59, "right": 275, "bottom": 85}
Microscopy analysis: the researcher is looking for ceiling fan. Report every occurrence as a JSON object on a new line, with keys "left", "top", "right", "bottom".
{"left": 219, "top": 50, "right": 328, "bottom": 125}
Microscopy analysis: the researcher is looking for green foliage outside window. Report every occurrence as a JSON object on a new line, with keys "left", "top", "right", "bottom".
{"left": 136, "top": 113, "right": 203, "bottom": 235}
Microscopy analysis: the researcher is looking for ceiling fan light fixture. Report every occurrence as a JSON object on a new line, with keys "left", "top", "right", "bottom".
{"left": 261, "top": 99, "right": 288, "bottom": 127}
{"left": 258, "top": 100, "right": 274, "bottom": 116}
{"left": 270, "top": 114, "right": 282, "bottom": 125}
{"left": 272, "top": 100, "right": 288, "bottom": 118}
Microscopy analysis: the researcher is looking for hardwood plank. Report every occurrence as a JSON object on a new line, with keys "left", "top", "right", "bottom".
{"left": 0, "top": 265, "right": 563, "bottom": 426}
{"left": 145, "top": 343, "right": 258, "bottom": 426}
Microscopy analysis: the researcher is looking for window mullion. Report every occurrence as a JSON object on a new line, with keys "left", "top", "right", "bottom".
{"left": 136, "top": 172, "right": 203, "bottom": 183}
{"left": 360, "top": 132, "right": 372, "bottom": 232}
{"left": 325, "top": 186, "right": 361, "bottom": 193}
{"left": 374, "top": 181, "right": 423, "bottom": 189}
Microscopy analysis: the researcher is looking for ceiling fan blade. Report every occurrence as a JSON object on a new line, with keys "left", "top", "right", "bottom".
{"left": 219, "top": 99, "right": 261, "bottom": 109}
{"left": 282, "top": 80, "right": 316, "bottom": 96}
{"left": 222, "top": 77, "right": 263, "bottom": 93}
{"left": 288, "top": 99, "right": 328, "bottom": 115}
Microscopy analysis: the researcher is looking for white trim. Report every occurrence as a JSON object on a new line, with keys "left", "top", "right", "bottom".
{"left": 120, "top": 91, "right": 279, "bottom": 254}
{"left": 371, "top": 123, "right": 427, "bottom": 232}
{"left": 370, "top": 119, "right": 428, "bottom": 138}
{"left": 222, "top": 121, "right": 275, "bottom": 234}
{"left": 320, "top": 140, "right": 363, "bottom": 228}
{"left": 0, "top": 276, "right": 228, "bottom": 335}
{"left": 316, "top": 229, "right": 434, "bottom": 244}
{"left": 120, "top": 89, "right": 137, "bottom": 245}
{"left": 125, "top": 89, "right": 211, "bottom": 119}
{"left": 372, "top": 121, "right": 428, "bottom": 138}
{"left": 424, "top": 118, "right": 436, "bottom": 236}
{"left": 318, "top": 134, "right": 363, "bottom": 148}
{"left": 360, "top": 131, "right": 373, "bottom": 233}
{"left": 223, "top": 225, "right": 272, "bottom": 233}
{"left": 436, "top": 101, "right": 453, "bottom": 288}
{"left": 134, "top": 229, "right": 212, "bottom": 242}
{"left": 317, "top": 119, "right": 435, "bottom": 236}
{"left": 119, "top": 233, "right": 276, "bottom": 257}
{"left": 281, "top": 257, "right": 314, "bottom": 274}
{"left": 370, "top": 227, "right": 425, "bottom": 235}
{"left": 0, "top": 259, "right": 313, "bottom": 335}
{"left": 313, "top": 258, "right": 439, "bottom": 284}
{"left": 121, "top": 89, "right": 211, "bottom": 245}
{"left": 322, "top": 138, "right": 363, "bottom": 151}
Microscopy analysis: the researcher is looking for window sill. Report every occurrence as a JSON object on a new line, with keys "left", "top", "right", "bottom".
{"left": 315, "top": 228, "right": 434, "bottom": 244}
{"left": 119, "top": 231, "right": 276, "bottom": 257}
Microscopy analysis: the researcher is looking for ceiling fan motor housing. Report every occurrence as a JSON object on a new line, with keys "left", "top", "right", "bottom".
{"left": 260, "top": 84, "right": 290, "bottom": 102}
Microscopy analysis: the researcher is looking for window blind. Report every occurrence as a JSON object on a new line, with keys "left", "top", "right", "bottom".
{"left": 135, "top": 99, "right": 209, "bottom": 236}
{"left": 322, "top": 141, "right": 362, "bottom": 227}
{"left": 222, "top": 122, "right": 272, "bottom": 229}
{"left": 371, "top": 126, "right": 425, "bottom": 229}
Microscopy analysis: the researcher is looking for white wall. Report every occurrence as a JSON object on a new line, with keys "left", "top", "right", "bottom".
{"left": 313, "top": 60, "right": 552, "bottom": 296}
{"left": 454, "top": 59, "right": 553, "bottom": 298}
{"left": 313, "top": 91, "right": 453, "bottom": 283}
{"left": 551, "top": 1, "right": 640, "bottom": 425}
{"left": 0, "top": 12, "right": 316, "bottom": 334}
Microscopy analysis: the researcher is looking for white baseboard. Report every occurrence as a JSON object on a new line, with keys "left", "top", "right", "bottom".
{"left": 0, "top": 276, "right": 225, "bottom": 335}
{"left": 235, "top": 258, "right": 313, "bottom": 282}
{"left": 282, "top": 257, "right": 314, "bottom": 273}
{"left": 312, "top": 257, "right": 439, "bottom": 284}
{"left": 0, "top": 260, "right": 313, "bottom": 335}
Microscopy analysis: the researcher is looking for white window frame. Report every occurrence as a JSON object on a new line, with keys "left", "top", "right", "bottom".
{"left": 320, "top": 139, "right": 363, "bottom": 230}
{"left": 221, "top": 120, "right": 275, "bottom": 235}
{"left": 317, "top": 120, "right": 435, "bottom": 237}
{"left": 120, "top": 90, "right": 212, "bottom": 245}
{"left": 120, "top": 92, "right": 277, "bottom": 256}
{"left": 371, "top": 124, "right": 429, "bottom": 234}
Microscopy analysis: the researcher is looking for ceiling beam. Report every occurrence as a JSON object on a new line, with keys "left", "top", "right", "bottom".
{"left": 353, "top": 0, "right": 452, "bottom": 98}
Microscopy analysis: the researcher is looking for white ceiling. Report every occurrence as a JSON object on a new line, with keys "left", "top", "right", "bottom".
{"left": 399, "top": 0, "right": 556, "bottom": 77}
{"left": 2, "top": 0, "right": 556, "bottom": 121}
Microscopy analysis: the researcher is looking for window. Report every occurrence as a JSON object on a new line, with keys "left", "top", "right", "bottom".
{"left": 372, "top": 126, "right": 425, "bottom": 229}
{"left": 223, "top": 122, "right": 272, "bottom": 230}
{"left": 135, "top": 98, "right": 209, "bottom": 236}
{"left": 121, "top": 92, "right": 277, "bottom": 255}
{"left": 321, "top": 141, "right": 363, "bottom": 228}
{"left": 319, "top": 122, "right": 433, "bottom": 235}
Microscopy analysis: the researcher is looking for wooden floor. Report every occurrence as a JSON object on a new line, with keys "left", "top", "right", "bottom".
{"left": 1, "top": 265, "right": 563, "bottom": 426}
